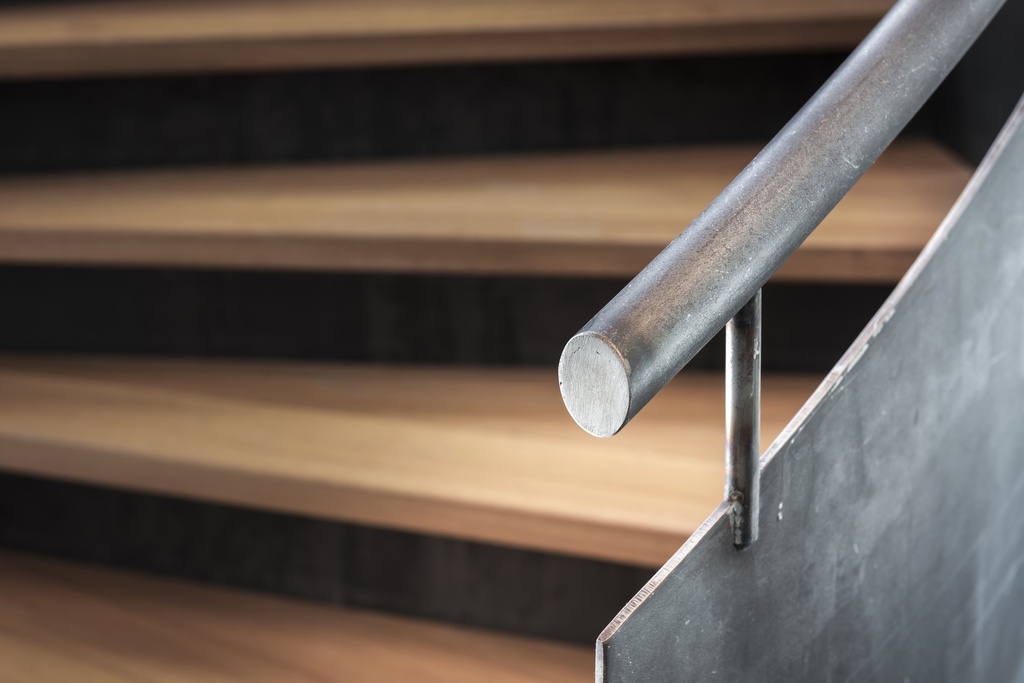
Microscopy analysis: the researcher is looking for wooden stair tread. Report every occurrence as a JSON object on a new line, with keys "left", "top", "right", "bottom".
{"left": 0, "top": 0, "right": 894, "bottom": 79}
{"left": 0, "top": 550, "right": 591, "bottom": 682}
{"left": 0, "top": 139, "right": 969, "bottom": 282}
{"left": 0, "top": 356, "right": 818, "bottom": 567}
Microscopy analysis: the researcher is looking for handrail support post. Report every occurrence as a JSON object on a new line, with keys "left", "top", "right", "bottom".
{"left": 726, "top": 290, "right": 761, "bottom": 549}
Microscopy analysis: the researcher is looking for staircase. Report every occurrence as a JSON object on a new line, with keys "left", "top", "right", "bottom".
{"left": 0, "top": 0, "right": 993, "bottom": 679}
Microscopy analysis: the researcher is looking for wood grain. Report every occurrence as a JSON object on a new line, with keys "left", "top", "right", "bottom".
{"left": 0, "top": 0, "right": 893, "bottom": 79}
{"left": 0, "top": 140, "right": 969, "bottom": 282}
{"left": 0, "top": 357, "right": 818, "bottom": 567}
{"left": 0, "top": 550, "right": 592, "bottom": 682}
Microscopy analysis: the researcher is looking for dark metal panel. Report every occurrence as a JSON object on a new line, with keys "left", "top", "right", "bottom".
{"left": 599, "top": 97, "right": 1024, "bottom": 682}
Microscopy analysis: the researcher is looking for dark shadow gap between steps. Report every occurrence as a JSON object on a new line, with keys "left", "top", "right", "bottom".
{"left": 0, "top": 266, "right": 892, "bottom": 372}
{"left": 0, "top": 472, "right": 653, "bottom": 645}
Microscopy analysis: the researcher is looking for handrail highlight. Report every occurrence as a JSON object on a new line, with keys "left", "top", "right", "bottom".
{"left": 558, "top": 0, "right": 1005, "bottom": 438}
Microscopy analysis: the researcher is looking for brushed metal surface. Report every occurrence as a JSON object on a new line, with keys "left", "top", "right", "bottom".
{"left": 599, "top": 96, "right": 1024, "bottom": 682}
{"left": 725, "top": 291, "right": 761, "bottom": 548}
{"left": 559, "top": 0, "right": 1005, "bottom": 437}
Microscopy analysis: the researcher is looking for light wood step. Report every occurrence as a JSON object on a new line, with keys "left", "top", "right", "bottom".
{"left": 0, "top": 356, "right": 818, "bottom": 567}
{"left": 0, "top": 549, "right": 591, "bottom": 682}
{"left": 0, "top": 0, "right": 894, "bottom": 80}
{"left": 0, "top": 139, "right": 969, "bottom": 283}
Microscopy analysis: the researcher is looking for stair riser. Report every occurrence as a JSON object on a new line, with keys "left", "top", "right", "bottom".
{"left": 0, "top": 472, "right": 651, "bottom": 644}
{"left": 0, "top": 56, "right": 850, "bottom": 173}
{"left": 0, "top": 267, "right": 892, "bottom": 371}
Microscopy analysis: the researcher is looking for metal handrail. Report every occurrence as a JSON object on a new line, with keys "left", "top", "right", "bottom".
{"left": 558, "top": 0, "right": 1005, "bottom": 442}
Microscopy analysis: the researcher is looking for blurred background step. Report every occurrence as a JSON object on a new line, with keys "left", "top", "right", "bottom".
{"left": 0, "top": 0, "right": 893, "bottom": 79}
{"left": 0, "top": 549, "right": 592, "bottom": 682}
{"left": 0, "top": 139, "right": 969, "bottom": 282}
{"left": 0, "top": 356, "right": 818, "bottom": 567}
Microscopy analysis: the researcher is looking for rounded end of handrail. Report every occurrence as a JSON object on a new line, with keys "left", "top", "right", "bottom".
{"left": 558, "top": 331, "right": 631, "bottom": 438}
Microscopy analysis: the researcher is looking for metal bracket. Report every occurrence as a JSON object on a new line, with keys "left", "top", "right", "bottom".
{"left": 726, "top": 290, "right": 761, "bottom": 549}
